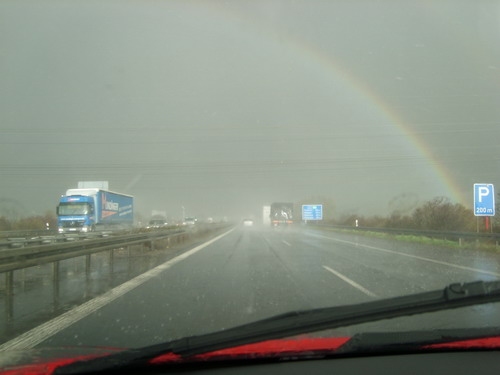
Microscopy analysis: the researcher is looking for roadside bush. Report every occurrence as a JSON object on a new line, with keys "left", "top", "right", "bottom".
{"left": 411, "top": 197, "right": 474, "bottom": 232}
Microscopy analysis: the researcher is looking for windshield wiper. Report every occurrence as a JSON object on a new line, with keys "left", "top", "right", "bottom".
{"left": 55, "top": 280, "right": 500, "bottom": 374}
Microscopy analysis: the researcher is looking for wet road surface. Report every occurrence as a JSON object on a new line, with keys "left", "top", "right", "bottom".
{"left": 2, "top": 225, "right": 500, "bottom": 350}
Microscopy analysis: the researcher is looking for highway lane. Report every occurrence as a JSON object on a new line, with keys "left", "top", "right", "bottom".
{"left": 301, "top": 229, "right": 500, "bottom": 294}
{"left": 2, "top": 225, "right": 500, "bottom": 350}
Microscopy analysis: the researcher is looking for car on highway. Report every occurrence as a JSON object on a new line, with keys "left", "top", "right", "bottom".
{"left": 146, "top": 219, "right": 168, "bottom": 229}
{"left": 1, "top": 0, "right": 499, "bottom": 374}
{"left": 183, "top": 217, "right": 197, "bottom": 226}
{"left": 243, "top": 218, "right": 254, "bottom": 226}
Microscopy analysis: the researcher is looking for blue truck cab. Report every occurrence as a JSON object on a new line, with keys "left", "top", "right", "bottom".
{"left": 57, "top": 188, "right": 133, "bottom": 233}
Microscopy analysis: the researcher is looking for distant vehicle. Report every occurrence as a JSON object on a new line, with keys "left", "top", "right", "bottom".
{"left": 146, "top": 219, "right": 168, "bottom": 229}
{"left": 57, "top": 188, "right": 133, "bottom": 233}
{"left": 270, "top": 202, "right": 293, "bottom": 226}
{"left": 183, "top": 217, "right": 197, "bottom": 225}
{"left": 243, "top": 218, "right": 254, "bottom": 226}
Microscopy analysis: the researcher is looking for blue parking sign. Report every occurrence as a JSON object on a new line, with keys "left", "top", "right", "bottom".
{"left": 474, "top": 184, "right": 495, "bottom": 217}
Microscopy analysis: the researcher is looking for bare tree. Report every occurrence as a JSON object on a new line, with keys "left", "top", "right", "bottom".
{"left": 412, "top": 197, "right": 474, "bottom": 231}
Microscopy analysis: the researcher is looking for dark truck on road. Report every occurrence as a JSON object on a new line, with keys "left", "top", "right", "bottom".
{"left": 270, "top": 202, "right": 294, "bottom": 226}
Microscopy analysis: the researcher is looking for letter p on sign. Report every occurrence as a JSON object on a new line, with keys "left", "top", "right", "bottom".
{"left": 478, "top": 186, "right": 490, "bottom": 202}
{"left": 474, "top": 183, "right": 495, "bottom": 217}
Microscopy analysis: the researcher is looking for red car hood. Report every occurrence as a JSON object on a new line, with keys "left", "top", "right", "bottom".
{"left": 2, "top": 335, "right": 500, "bottom": 375}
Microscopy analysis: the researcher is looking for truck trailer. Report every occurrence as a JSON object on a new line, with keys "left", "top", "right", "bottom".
{"left": 270, "top": 202, "right": 294, "bottom": 226}
{"left": 57, "top": 188, "right": 133, "bottom": 233}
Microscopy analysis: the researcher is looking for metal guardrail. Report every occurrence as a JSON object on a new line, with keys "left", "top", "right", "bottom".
{"left": 0, "top": 230, "right": 185, "bottom": 274}
{"left": 0, "top": 233, "right": 96, "bottom": 250}
{"left": 1, "top": 223, "right": 229, "bottom": 323}
{"left": 0, "top": 227, "right": 169, "bottom": 249}
{"left": 0, "top": 229, "right": 56, "bottom": 237}
{"left": 0, "top": 230, "right": 58, "bottom": 248}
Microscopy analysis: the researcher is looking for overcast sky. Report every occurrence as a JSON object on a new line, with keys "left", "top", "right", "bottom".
{"left": 1, "top": 0, "right": 499, "bottom": 221}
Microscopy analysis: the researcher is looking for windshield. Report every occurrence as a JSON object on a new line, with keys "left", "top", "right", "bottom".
{"left": 1, "top": 0, "right": 500, "bottom": 359}
{"left": 57, "top": 203, "right": 91, "bottom": 216}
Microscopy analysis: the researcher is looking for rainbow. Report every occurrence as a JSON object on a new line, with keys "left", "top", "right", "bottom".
{"left": 199, "top": 3, "right": 468, "bottom": 205}
{"left": 295, "top": 42, "right": 467, "bottom": 205}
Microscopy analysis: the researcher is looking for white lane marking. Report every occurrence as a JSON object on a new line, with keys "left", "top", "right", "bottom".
{"left": 282, "top": 240, "right": 292, "bottom": 247}
{"left": 323, "top": 265, "right": 378, "bottom": 298}
{"left": 0, "top": 228, "right": 235, "bottom": 351}
{"left": 309, "top": 233, "right": 500, "bottom": 278}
